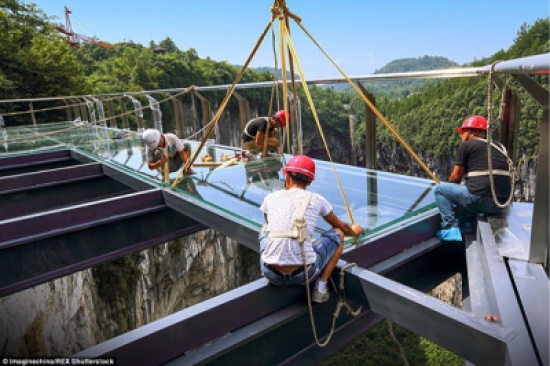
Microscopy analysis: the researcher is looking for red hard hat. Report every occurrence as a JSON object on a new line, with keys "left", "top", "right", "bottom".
{"left": 274, "top": 110, "right": 289, "bottom": 127}
{"left": 283, "top": 155, "right": 315, "bottom": 181}
{"left": 457, "top": 115, "right": 487, "bottom": 133}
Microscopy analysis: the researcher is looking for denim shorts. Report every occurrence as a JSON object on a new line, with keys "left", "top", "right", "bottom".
{"left": 259, "top": 229, "right": 341, "bottom": 286}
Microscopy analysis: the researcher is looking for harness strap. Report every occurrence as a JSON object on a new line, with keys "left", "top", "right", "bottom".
{"left": 475, "top": 137, "right": 509, "bottom": 157}
{"left": 268, "top": 191, "right": 313, "bottom": 243}
{"left": 466, "top": 169, "right": 510, "bottom": 178}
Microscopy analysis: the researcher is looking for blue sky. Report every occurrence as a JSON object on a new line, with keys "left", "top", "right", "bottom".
{"left": 36, "top": 0, "right": 548, "bottom": 79}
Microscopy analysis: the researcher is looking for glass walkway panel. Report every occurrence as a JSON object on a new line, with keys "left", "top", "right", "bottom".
{"left": 1, "top": 122, "right": 437, "bottom": 245}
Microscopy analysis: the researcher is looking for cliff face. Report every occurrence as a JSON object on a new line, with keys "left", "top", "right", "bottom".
{"left": 305, "top": 129, "right": 537, "bottom": 203}
{"left": 0, "top": 229, "right": 260, "bottom": 357}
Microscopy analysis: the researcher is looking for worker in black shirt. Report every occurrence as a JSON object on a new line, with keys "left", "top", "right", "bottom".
{"left": 242, "top": 110, "right": 288, "bottom": 155}
{"left": 434, "top": 115, "right": 512, "bottom": 241}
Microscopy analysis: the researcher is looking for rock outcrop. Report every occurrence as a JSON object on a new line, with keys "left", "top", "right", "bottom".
{"left": 0, "top": 229, "right": 260, "bottom": 357}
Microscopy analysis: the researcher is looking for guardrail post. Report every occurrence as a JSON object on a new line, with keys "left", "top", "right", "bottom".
{"left": 512, "top": 74, "right": 550, "bottom": 275}
{"left": 119, "top": 98, "right": 129, "bottom": 130}
{"left": 192, "top": 91, "right": 214, "bottom": 141}
{"left": 358, "top": 84, "right": 377, "bottom": 170}
{"left": 173, "top": 95, "right": 184, "bottom": 138}
{"left": 107, "top": 100, "right": 117, "bottom": 129}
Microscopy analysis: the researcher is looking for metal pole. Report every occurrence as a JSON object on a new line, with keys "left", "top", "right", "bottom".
{"left": 64, "top": 99, "right": 72, "bottom": 121}
{"left": 512, "top": 74, "right": 550, "bottom": 275}
{"left": 29, "top": 102, "right": 37, "bottom": 126}
{"left": 359, "top": 84, "right": 377, "bottom": 170}
{"left": 232, "top": 91, "right": 250, "bottom": 137}
{"left": 192, "top": 91, "right": 213, "bottom": 141}
{"left": 173, "top": 96, "right": 184, "bottom": 138}
{"left": 107, "top": 100, "right": 117, "bottom": 129}
{"left": 119, "top": 98, "right": 129, "bottom": 130}
{"left": 349, "top": 113, "right": 357, "bottom": 166}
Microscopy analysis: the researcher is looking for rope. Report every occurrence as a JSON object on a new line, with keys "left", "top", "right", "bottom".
{"left": 293, "top": 21, "right": 440, "bottom": 184}
{"left": 300, "top": 240, "right": 362, "bottom": 347}
{"left": 282, "top": 23, "right": 356, "bottom": 225}
{"left": 487, "top": 61, "right": 515, "bottom": 208}
{"left": 387, "top": 320, "right": 411, "bottom": 366}
{"left": 171, "top": 17, "right": 276, "bottom": 188}
{"left": 2, "top": 88, "right": 194, "bottom": 144}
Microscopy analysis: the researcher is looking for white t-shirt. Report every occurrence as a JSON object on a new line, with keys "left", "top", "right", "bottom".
{"left": 146, "top": 133, "right": 184, "bottom": 160}
{"left": 260, "top": 187, "right": 333, "bottom": 265}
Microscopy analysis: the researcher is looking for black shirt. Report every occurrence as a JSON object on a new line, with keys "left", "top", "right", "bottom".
{"left": 242, "top": 117, "right": 274, "bottom": 142}
{"left": 455, "top": 138, "right": 511, "bottom": 199}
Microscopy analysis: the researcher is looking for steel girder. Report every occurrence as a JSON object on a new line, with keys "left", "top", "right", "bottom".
{"left": 76, "top": 211, "right": 513, "bottom": 366}
{"left": 0, "top": 151, "right": 207, "bottom": 298}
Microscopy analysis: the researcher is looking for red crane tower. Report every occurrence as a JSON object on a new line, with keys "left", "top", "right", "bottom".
{"left": 53, "top": 6, "right": 114, "bottom": 49}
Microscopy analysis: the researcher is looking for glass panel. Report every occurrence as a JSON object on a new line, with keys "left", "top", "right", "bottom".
{"left": 0, "top": 123, "right": 437, "bottom": 245}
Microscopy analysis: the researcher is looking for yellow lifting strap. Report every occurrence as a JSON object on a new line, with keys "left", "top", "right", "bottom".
{"left": 278, "top": 19, "right": 355, "bottom": 224}
{"left": 171, "top": 17, "right": 277, "bottom": 188}
{"left": 292, "top": 20, "right": 440, "bottom": 184}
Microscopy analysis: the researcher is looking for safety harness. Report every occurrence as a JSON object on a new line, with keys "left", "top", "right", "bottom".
{"left": 266, "top": 189, "right": 362, "bottom": 348}
{"left": 464, "top": 138, "right": 513, "bottom": 178}
{"left": 267, "top": 190, "right": 313, "bottom": 244}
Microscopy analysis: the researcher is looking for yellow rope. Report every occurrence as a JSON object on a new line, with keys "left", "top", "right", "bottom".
{"left": 486, "top": 61, "right": 515, "bottom": 208}
{"left": 294, "top": 21, "right": 440, "bottom": 184}
{"left": 171, "top": 18, "right": 276, "bottom": 188}
{"left": 282, "top": 23, "right": 355, "bottom": 224}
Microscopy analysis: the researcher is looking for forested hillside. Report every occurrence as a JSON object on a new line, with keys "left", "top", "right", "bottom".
{"left": 1, "top": 1, "right": 547, "bottom": 169}
{"left": 367, "top": 55, "right": 458, "bottom": 98}
{"left": 1, "top": 1, "right": 548, "bottom": 364}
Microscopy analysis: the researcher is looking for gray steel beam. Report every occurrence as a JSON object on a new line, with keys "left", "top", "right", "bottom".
{"left": 163, "top": 188, "right": 260, "bottom": 251}
{"left": 75, "top": 280, "right": 305, "bottom": 365}
{"left": 342, "top": 262, "right": 515, "bottom": 366}
{"left": 341, "top": 209, "right": 440, "bottom": 268}
{"left": 507, "top": 259, "right": 549, "bottom": 366}
{"left": 0, "top": 173, "right": 136, "bottom": 220}
{"left": 73, "top": 221, "right": 473, "bottom": 366}
{"left": 512, "top": 74, "right": 550, "bottom": 275}
{"left": 0, "top": 162, "right": 103, "bottom": 195}
{"left": 0, "top": 149, "right": 75, "bottom": 174}
{"left": 474, "top": 220, "right": 541, "bottom": 366}
{"left": 0, "top": 189, "right": 163, "bottom": 248}
{"left": 0, "top": 189, "right": 205, "bottom": 297}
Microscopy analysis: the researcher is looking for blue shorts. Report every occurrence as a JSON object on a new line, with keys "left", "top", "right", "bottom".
{"left": 259, "top": 229, "right": 341, "bottom": 286}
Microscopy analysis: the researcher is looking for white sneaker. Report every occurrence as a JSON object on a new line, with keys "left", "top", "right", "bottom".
{"left": 312, "top": 288, "right": 329, "bottom": 303}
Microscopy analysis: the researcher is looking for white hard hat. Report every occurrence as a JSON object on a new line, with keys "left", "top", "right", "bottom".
{"left": 143, "top": 129, "right": 161, "bottom": 149}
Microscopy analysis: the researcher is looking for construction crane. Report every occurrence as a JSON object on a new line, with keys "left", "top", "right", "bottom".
{"left": 52, "top": 6, "right": 114, "bottom": 49}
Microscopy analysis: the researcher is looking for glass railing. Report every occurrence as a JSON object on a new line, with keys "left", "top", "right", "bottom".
{"left": 1, "top": 122, "right": 438, "bottom": 244}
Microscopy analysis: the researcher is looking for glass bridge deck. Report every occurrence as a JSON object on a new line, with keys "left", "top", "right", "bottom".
{"left": 1, "top": 122, "right": 438, "bottom": 242}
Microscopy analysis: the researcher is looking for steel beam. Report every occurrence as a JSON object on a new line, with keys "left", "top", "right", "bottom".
{"left": 163, "top": 188, "right": 260, "bottom": 251}
{"left": 76, "top": 236, "right": 504, "bottom": 366}
{"left": 0, "top": 173, "right": 136, "bottom": 220}
{"left": 0, "top": 149, "right": 74, "bottom": 174}
{"left": 341, "top": 262, "right": 515, "bottom": 366}
{"left": 512, "top": 74, "right": 550, "bottom": 274}
{"left": 341, "top": 209, "right": 440, "bottom": 268}
{"left": 0, "top": 189, "right": 205, "bottom": 297}
{"left": 0, "top": 162, "right": 103, "bottom": 195}
{"left": 0, "top": 189, "right": 163, "bottom": 248}
{"left": 473, "top": 220, "right": 542, "bottom": 366}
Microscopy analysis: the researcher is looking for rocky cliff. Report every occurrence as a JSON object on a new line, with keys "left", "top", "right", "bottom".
{"left": 0, "top": 229, "right": 260, "bottom": 357}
